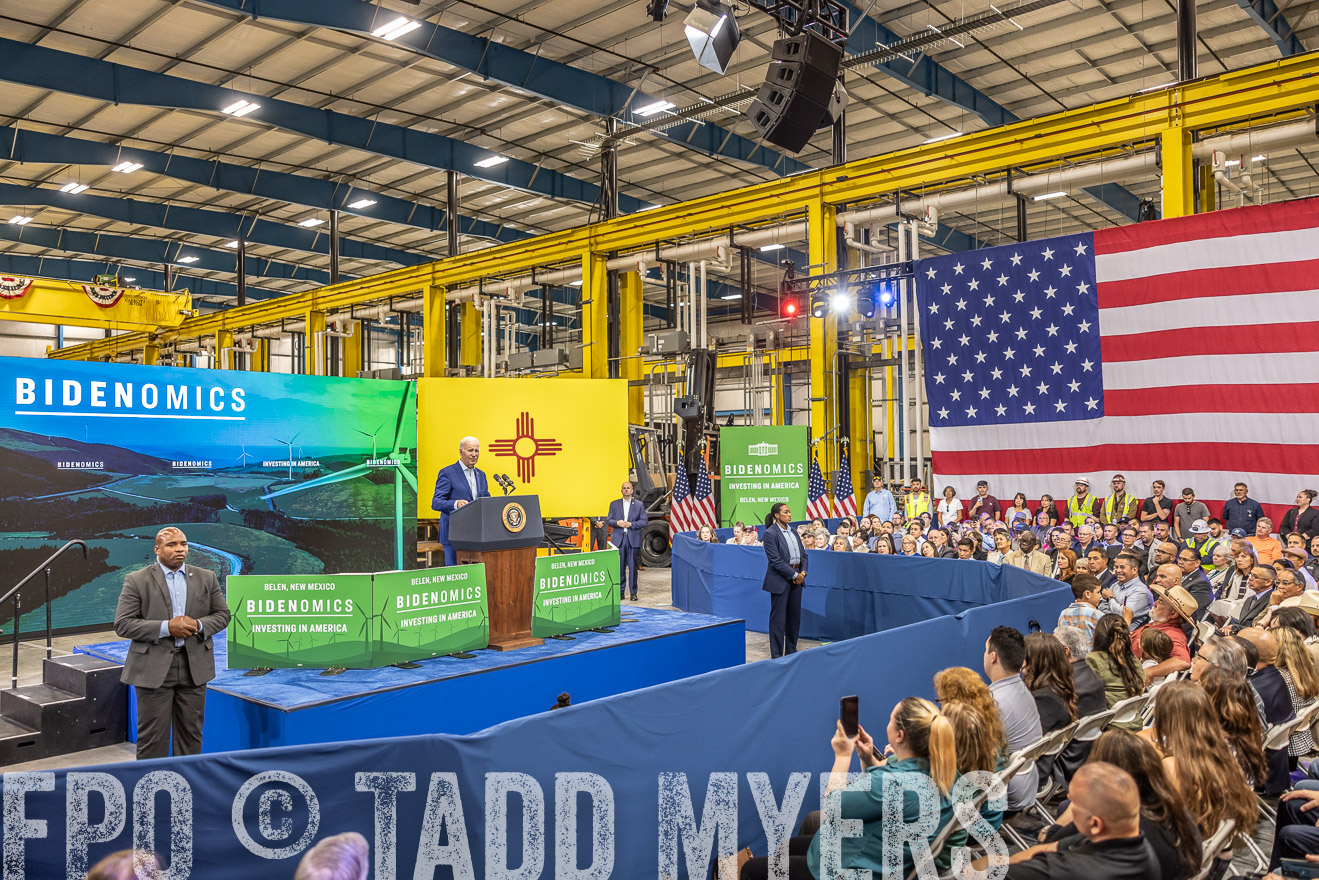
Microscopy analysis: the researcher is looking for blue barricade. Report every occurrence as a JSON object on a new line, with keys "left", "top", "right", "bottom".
{"left": 672, "top": 533, "right": 1061, "bottom": 640}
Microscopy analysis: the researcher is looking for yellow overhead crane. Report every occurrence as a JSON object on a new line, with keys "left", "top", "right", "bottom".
{"left": 41, "top": 51, "right": 1319, "bottom": 493}
{"left": 1, "top": 276, "right": 191, "bottom": 333}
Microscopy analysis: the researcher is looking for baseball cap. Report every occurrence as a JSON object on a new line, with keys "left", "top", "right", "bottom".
{"left": 1230, "top": 527, "right": 1247, "bottom": 538}
{"left": 1189, "top": 519, "right": 1209, "bottom": 535}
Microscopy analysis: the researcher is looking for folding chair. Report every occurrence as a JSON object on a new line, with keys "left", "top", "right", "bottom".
{"left": 1030, "top": 720, "right": 1081, "bottom": 824}
{"left": 1258, "top": 702, "right": 1319, "bottom": 824}
{"left": 904, "top": 787, "right": 992, "bottom": 880}
{"left": 1108, "top": 691, "right": 1151, "bottom": 728}
{"left": 997, "top": 724, "right": 1077, "bottom": 849}
{"left": 1187, "top": 818, "right": 1235, "bottom": 880}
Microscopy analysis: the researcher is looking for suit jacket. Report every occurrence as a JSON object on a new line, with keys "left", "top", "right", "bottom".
{"left": 607, "top": 498, "right": 648, "bottom": 548}
{"left": 761, "top": 525, "right": 808, "bottom": 595}
{"left": 1235, "top": 588, "right": 1274, "bottom": 628}
{"left": 1180, "top": 569, "right": 1214, "bottom": 619}
{"left": 431, "top": 461, "right": 491, "bottom": 546}
{"left": 114, "top": 563, "right": 230, "bottom": 689}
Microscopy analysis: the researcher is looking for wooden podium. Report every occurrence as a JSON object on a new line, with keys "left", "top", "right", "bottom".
{"left": 449, "top": 495, "right": 545, "bottom": 651}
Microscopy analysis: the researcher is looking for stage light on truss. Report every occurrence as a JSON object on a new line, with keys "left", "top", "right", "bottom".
{"left": 684, "top": 1, "right": 741, "bottom": 75}
{"left": 810, "top": 290, "right": 828, "bottom": 319}
{"left": 646, "top": 0, "right": 670, "bottom": 22}
{"left": 831, "top": 291, "right": 851, "bottom": 313}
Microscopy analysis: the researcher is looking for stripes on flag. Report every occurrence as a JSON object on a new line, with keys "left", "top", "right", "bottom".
{"left": 690, "top": 453, "right": 718, "bottom": 529}
{"left": 670, "top": 460, "right": 695, "bottom": 534}
{"left": 916, "top": 196, "right": 1319, "bottom": 525}
{"left": 806, "top": 452, "right": 833, "bottom": 521}
{"left": 834, "top": 444, "right": 857, "bottom": 517}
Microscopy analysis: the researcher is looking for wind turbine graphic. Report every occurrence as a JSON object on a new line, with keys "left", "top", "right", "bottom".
{"left": 261, "top": 385, "right": 417, "bottom": 569}
{"left": 355, "top": 423, "right": 385, "bottom": 459}
{"left": 272, "top": 432, "right": 301, "bottom": 481}
{"left": 237, "top": 445, "right": 254, "bottom": 466}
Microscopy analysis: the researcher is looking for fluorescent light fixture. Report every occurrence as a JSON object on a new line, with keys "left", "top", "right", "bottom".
{"left": 346, "top": 198, "right": 377, "bottom": 210}
{"left": 123, "top": 277, "right": 136, "bottom": 283}
{"left": 112, "top": 161, "right": 143, "bottom": 174}
{"left": 176, "top": 255, "right": 200, "bottom": 264}
{"left": 474, "top": 155, "right": 509, "bottom": 169}
{"left": 1224, "top": 159, "right": 1240, "bottom": 167}
{"left": 1033, "top": 191, "right": 1067, "bottom": 201}
{"left": 8, "top": 216, "right": 31, "bottom": 225}
{"left": 59, "top": 182, "right": 89, "bottom": 194}
{"left": 221, "top": 99, "right": 261, "bottom": 117}
{"left": 569, "top": 280, "right": 583, "bottom": 287}
{"left": 224, "top": 240, "right": 239, "bottom": 248}
{"left": 298, "top": 217, "right": 326, "bottom": 227}
{"left": 1138, "top": 81, "right": 1172, "bottom": 93}
{"left": 759, "top": 243, "right": 786, "bottom": 252}
{"left": 923, "top": 131, "right": 961, "bottom": 144}
{"left": 719, "top": 293, "right": 742, "bottom": 300}
{"left": 1252, "top": 155, "right": 1266, "bottom": 162}
{"left": 635, "top": 100, "right": 675, "bottom": 117}
{"left": 371, "top": 17, "right": 421, "bottom": 41}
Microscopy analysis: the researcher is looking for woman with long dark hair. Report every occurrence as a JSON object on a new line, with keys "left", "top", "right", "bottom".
{"left": 1085, "top": 614, "right": 1146, "bottom": 729}
{"left": 1036, "top": 494, "right": 1061, "bottom": 527}
{"left": 1193, "top": 665, "right": 1267, "bottom": 787}
{"left": 1022, "top": 632, "right": 1078, "bottom": 732}
{"left": 1149, "top": 680, "right": 1258, "bottom": 870}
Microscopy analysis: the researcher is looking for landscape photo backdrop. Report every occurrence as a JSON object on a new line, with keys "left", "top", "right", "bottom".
{"left": 0, "top": 356, "right": 418, "bottom": 634}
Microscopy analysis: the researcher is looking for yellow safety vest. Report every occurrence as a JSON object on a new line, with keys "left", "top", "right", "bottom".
{"left": 905, "top": 491, "right": 931, "bottom": 519}
{"left": 1194, "top": 536, "right": 1223, "bottom": 572}
{"left": 1102, "top": 492, "right": 1136, "bottom": 524}
{"left": 1067, "top": 493, "right": 1100, "bottom": 527}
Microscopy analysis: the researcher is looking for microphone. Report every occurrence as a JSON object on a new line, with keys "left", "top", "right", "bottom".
{"left": 500, "top": 474, "right": 517, "bottom": 495}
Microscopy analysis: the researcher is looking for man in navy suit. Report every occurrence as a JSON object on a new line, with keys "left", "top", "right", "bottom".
{"left": 608, "top": 481, "right": 648, "bottom": 601}
{"left": 761, "top": 502, "right": 808, "bottom": 658}
{"left": 430, "top": 436, "right": 491, "bottom": 565}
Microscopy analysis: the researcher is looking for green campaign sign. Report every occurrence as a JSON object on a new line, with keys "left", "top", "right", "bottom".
{"left": 372, "top": 565, "right": 488, "bottom": 664}
{"left": 532, "top": 550, "right": 620, "bottom": 637}
{"left": 226, "top": 573, "right": 374, "bottom": 669}
{"left": 719, "top": 425, "right": 809, "bottom": 527}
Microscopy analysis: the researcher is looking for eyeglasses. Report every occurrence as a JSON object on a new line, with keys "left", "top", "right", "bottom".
{"left": 1248, "top": 573, "right": 1273, "bottom": 582}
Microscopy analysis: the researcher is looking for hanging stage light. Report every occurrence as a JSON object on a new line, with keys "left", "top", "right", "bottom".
{"left": 646, "top": 0, "right": 670, "bottom": 22}
{"left": 684, "top": 1, "right": 741, "bottom": 75}
{"left": 809, "top": 289, "right": 828, "bottom": 319}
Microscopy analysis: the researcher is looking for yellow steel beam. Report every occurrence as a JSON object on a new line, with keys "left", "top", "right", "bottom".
{"left": 459, "top": 302, "right": 480, "bottom": 367}
{"left": 1, "top": 278, "right": 191, "bottom": 334}
{"left": 619, "top": 271, "right": 644, "bottom": 423}
{"left": 305, "top": 310, "right": 326, "bottom": 376}
{"left": 848, "top": 355, "right": 871, "bottom": 500}
{"left": 647, "top": 346, "right": 812, "bottom": 375}
{"left": 1161, "top": 125, "right": 1195, "bottom": 219}
{"left": 808, "top": 197, "right": 839, "bottom": 476}
{"left": 48, "top": 53, "right": 1319, "bottom": 364}
{"left": 422, "top": 284, "right": 446, "bottom": 378}
{"left": 341, "top": 320, "right": 364, "bottom": 378}
{"left": 216, "top": 329, "right": 234, "bottom": 370}
{"left": 581, "top": 252, "right": 609, "bottom": 379}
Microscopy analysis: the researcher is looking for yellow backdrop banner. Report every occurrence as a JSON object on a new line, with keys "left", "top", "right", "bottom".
{"left": 418, "top": 378, "right": 630, "bottom": 519}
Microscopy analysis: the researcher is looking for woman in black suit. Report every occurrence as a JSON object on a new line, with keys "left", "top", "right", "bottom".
{"left": 1281, "top": 489, "right": 1319, "bottom": 542}
{"left": 761, "top": 503, "right": 808, "bottom": 658}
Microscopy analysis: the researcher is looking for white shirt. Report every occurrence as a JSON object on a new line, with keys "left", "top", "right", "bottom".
{"left": 617, "top": 499, "right": 634, "bottom": 530}
{"left": 462, "top": 464, "right": 478, "bottom": 498}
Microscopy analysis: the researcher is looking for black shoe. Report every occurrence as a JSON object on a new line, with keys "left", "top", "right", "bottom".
{"left": 630, "top": 593, "right": 638, "bottom": 601}
{"left": 620, "top": 592, "right": 626, "bottom": 600}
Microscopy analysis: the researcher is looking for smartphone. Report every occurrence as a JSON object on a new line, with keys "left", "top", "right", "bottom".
{"left": 840, "top": 695, "right": 859, "bottom": 737}
{"left": 1280, "top": 858, "right": 1319, "bottom": 879}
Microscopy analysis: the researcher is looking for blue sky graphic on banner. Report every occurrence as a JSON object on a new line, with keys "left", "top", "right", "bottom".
{"left": 0, "top": 356, "right": 417, "bottom": 633}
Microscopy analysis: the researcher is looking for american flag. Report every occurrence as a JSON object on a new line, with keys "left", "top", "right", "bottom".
{"left": 806, "top": 451, "right": 833, "bottom": 520}
{"left": 834, "top": 444, "right": 857, "bottom": 517}
{"left": 670, "top": 453, "right": 717, "bottom": 533}
{"left": 915, "top": 197, "right": 1319, "bottom": 524}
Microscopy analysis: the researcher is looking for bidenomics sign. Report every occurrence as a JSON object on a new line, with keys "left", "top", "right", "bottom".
{"left": 719, "top": 426, "right": 809, "bottom": 527}
{"left": 0, "top": 357, "right": 417, "bottom": 632}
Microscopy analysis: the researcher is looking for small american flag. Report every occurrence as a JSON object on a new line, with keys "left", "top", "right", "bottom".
{"left": 834, "top": 444, "right": 857, "bottom": 517}
{"left": 806, "top": 451, "right": 832, "bottom": 520}
{"left": 670, "top": 461, "right": 694, "bottom": 533}
{"left": 690, "top": 452, "right": 718, "bottom": 529}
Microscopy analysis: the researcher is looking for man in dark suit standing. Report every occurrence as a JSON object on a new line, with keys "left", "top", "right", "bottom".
{"left": 761, "top": 502, "right": 808, "bottom": 658}
{"left": 607, "top": 481, "right": 648, "bottom": 601}
{"left": 113, "top": 527, "right": 230, "bottom": 759}
{"left": 430, "top": 436, "right": 491, "bottom": 566}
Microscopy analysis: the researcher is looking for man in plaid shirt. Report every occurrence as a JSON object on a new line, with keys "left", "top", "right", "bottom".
{"left": 1056, "top": 573, "right": 1105, "bottom": 647}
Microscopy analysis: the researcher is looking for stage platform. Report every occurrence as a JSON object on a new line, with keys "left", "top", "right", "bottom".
{"left": 76, "top": 605, "right": 745, "bottom": 753}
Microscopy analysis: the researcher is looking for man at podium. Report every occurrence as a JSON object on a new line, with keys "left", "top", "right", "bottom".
{"left": 431, "top": 436, "right": 491, "bottom": 565}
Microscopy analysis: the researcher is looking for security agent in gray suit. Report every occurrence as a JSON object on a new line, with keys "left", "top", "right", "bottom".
{"left": 114, "top": 527, "right": 231, "bottom": 759}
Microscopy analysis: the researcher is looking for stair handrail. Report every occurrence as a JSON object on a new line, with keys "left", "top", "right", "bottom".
{"left": 2, "top": 540, "right": 88, "bottom": 689}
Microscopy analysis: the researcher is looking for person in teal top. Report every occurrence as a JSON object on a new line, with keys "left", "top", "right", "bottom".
{"left": 805, "top": 697, "right": 961, "bottom": 879}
